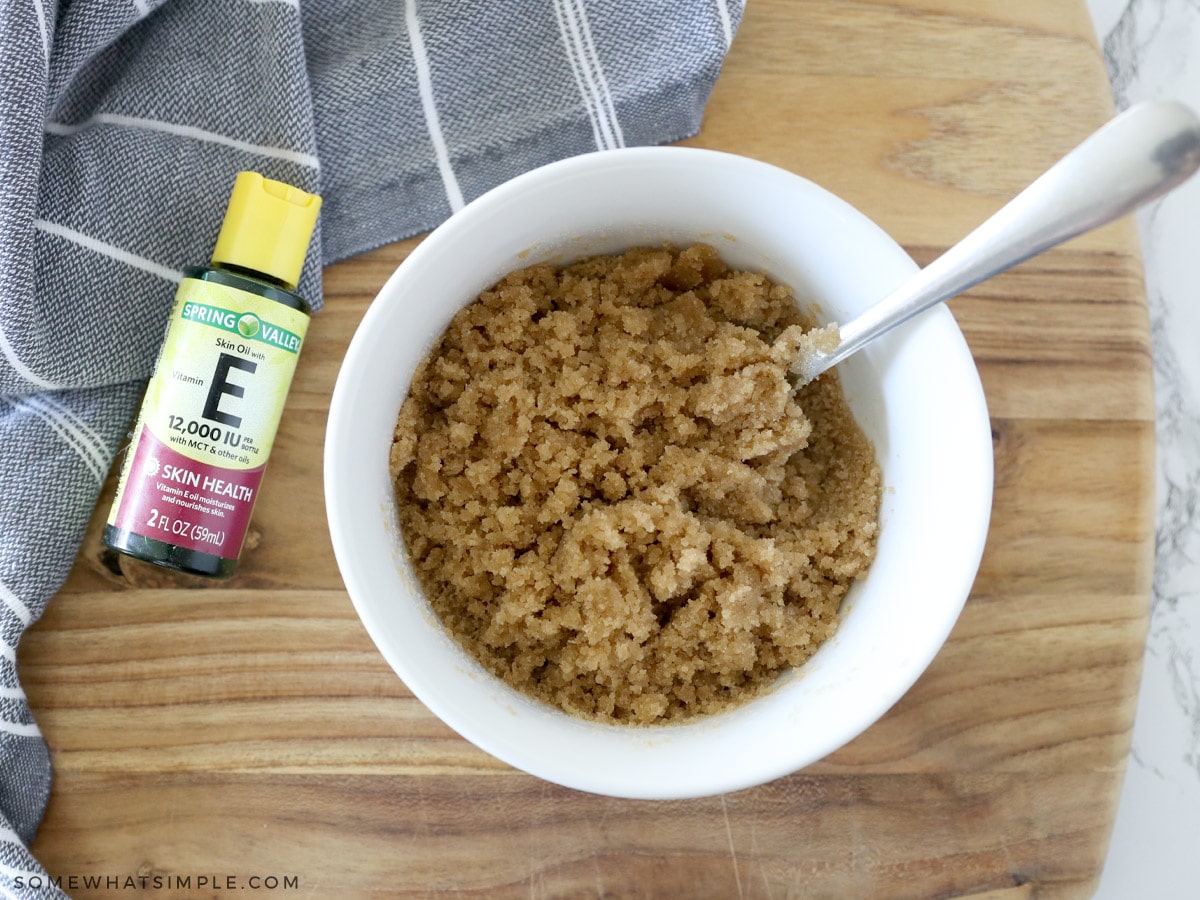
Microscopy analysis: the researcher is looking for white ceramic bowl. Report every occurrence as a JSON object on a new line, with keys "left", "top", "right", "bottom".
{"left": 324, "top": 147, "right": 993, "bottom": 800}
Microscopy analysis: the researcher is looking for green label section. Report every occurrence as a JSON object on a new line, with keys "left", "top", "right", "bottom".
{"left": 180, "top": 301, "right": 303, "bottom": 353}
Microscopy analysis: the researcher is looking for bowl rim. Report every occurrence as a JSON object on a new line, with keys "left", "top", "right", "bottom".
{"left": 325, "top": 146, "right": 994, "bottom": 799}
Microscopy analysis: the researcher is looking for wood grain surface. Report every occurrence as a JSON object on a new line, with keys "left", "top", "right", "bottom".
{"left": 22, "top": 1, "right": 1153, "bottom": 897}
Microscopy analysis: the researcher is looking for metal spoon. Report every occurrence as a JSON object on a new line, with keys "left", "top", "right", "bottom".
{"left": 799, "top": 99, "right": 1200, "bottom": 384}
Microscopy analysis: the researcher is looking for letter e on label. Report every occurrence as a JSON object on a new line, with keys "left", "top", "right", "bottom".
{"left": 203, "top": 352, "right": 257, "bottom": 428}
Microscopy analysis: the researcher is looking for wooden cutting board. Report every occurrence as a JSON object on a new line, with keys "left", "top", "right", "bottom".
{"left": 23, "top": 1, "right": 1152, "bottom": 896}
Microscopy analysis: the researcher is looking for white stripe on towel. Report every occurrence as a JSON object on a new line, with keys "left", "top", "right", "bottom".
{"left": 243, "top": 0, "right": 301, "bottom": 11}
{"left": 554, "top": 0, "right": 622, "bottom": 149}
{"left": 0, "top": 856, "right": 47, "bottom": 897}
{"left": 715, "top": 0, "right": 733, "bottom": 49}
{"left": 0, "top": 396, "right": 107, "bottom": 485}
{"left": 20, "top": 394, "right": 113, "bottom": 482}
{"left": 31, "top": 0, "right": 50, "bottom": 69}
{"left": 0, "top": 581, "right": 33, "bottom": 628}
{"left": 31, "top": 392, "right": 114, "bottom": 461}
{"left": 405, "top": 0, "right": 466, "bottom": 213}
{"left": 552, "top": 0, "right": 606, "bottom": 149}
{"left": 45, "top": 113, "right": 321, "bottom": 169}
{"left": 0, "top": 322, "right": 59, "bottom": 391}
{"left": 568, "top": 0, "right": 624, "bottom": 147}
{"left": 34, "top": 219, "right": 182, "bottom": 284}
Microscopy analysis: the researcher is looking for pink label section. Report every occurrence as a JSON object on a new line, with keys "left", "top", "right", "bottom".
{"left": 112, "top": 426, "right": 266, "bottom": 559}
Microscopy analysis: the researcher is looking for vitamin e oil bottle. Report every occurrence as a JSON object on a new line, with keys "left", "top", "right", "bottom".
{"left": 103, "top": 172, "right": 322, "bottom": 578}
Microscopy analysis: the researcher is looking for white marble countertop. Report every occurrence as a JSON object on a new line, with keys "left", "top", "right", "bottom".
{"left": 1086, "top": 1, "right": 1200, "bottom": 896}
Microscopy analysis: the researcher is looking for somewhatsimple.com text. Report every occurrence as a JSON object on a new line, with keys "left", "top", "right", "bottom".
{"left": 14, "top": 873, "right": 299, "bottom": 892}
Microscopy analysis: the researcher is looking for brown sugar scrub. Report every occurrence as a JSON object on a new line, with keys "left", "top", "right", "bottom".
{"left": 389, "top": 244, "right": 880, "bottom": 725}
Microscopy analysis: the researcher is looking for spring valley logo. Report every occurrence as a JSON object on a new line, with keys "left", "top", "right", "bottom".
{"left": 180, "top": 301, "right": 301, "bottom": 353}
{"left": 237, "top": 314, "right": 260, "bottom": 338}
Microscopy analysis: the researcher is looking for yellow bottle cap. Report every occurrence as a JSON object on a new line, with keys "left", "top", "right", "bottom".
{"left": 211, "top": 172, "right": 322, "bottom": 290}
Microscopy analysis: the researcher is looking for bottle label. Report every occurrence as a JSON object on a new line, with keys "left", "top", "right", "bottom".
{"left": 107, "top": 276, "right": 309, "bottom": 561}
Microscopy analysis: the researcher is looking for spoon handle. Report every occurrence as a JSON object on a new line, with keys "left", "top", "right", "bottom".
{"left": 802, "top": 99, "right": 1200, "bottom": 383}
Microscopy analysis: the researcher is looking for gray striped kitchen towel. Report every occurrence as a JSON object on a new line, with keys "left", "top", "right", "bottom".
{"left": 0, "top": 0, "right": 744, "bottom": 892}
